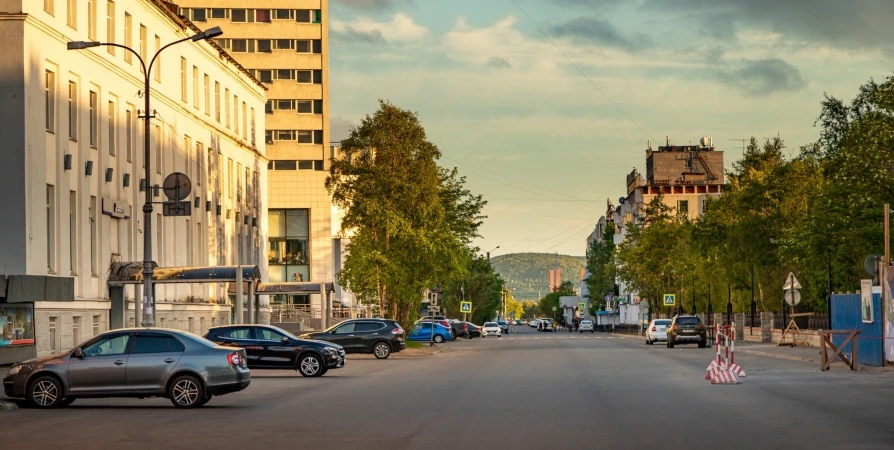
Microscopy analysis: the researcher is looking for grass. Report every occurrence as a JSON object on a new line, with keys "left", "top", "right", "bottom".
{"left": 405, "top": 340, "right": 424, "bottom": 349}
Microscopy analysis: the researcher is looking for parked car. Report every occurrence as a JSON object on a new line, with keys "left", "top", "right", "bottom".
{"left": 529, "top": 319, "right": 540, "bottom": 328}
{"left": 3, "top": 328, "right": 250, "bottom": 409}
{"left": 482, "top": 322, "right": 502, "bottom": 337}
{"left": 465, "top": 322, "right": 482, "bottom": 338}
{"left": 579, "top": 320, "right": 594, "bottom": 333}
{"left": 538, "top": 319, "right": 554, "bottom": 332}
{"left": 666, "top": 316, "right": 708, "bottom": 348}
{"left": 205, "top": 325, "right": 345, "bottom": 377}
{"left": 645, "top": 319, "right": 672, "bottom": 345}
{"left": 408, "top": 322, "right": 453, "bottom": 343}
{"left": 298, "top": 318, "right": 406, "bottom": 359}
{"left": 449, "top": 321, "right": 471, "bottom": 339}
{"left": 498, "top": 321, "right": 509, "bottom": 334}
{"left": 416, "top": 317, "right": 456, "bottom": 340}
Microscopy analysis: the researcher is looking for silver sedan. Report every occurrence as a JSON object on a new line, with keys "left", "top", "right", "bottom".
{"left": 2, "top": 328, "right": 250, "bottom": 409}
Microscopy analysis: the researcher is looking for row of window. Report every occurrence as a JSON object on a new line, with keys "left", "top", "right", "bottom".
{"left": 183, "top": 8, "right": 322, "bottom": 24}
{"left": 265, "top": 100, "right": 323, "bottom": 114}
{"left": 265, "top": 130, "right": 324, "bottom": 144}
{"left": 215, "top": 39, "right": 322, "bottom": 54}
{"left": 251, "top": 69, "right": 323, "bottom": 85}
{"left": 267, "top": 160, "right": 325, "bottom": 171}
{"left": 48, "top": 315, "right": 103, "bottom": 352}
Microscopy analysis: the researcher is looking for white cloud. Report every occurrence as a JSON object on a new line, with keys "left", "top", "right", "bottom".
{"left": 331, "top": 13, "right": 428, "bottom": 44}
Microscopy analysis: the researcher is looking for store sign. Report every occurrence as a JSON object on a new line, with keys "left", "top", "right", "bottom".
{"left": 0, "top": 303, "right": 35, "bottom": 347}
{"left": 102, "top": 198, "right": 130, "bottom": 219}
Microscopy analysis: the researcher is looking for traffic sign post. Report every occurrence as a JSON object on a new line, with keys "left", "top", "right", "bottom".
{"left": 460, "top": 301, "right": 472, "bottom": 314}
{"left": 663, "top": 294, "right": 676, "bottom": 306}
{"left": 779, "top": 272, "right": 809, "bottom": 347}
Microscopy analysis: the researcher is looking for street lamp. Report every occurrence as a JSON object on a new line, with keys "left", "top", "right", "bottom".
{"left": 486, "top": 245, "right": 500, "bottom": 262}
{"left": 68, "top": 26, "right": 223, "bottom": 327}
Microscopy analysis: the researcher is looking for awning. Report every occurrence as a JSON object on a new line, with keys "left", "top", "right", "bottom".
{"left": 107, "top": 262, "right": 260, "bottom": 285}
{"left": 229, "top": 281, "right": 335, "bottom": 295}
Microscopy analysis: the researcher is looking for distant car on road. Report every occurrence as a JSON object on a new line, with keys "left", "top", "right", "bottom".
{"left": 579, "top": 320, "right": 594, "bottom": 333}
{"left": 465, "top": 322, "right": 482, "bottom": 338}
{"left": 529, "top": 319, "right": 540, "bottom": 328}
{"left": 408, "top": 322, "right": 452, "bottom": 343}
{"left": 298, "top": 318, "right": 406, "bottom": 359}
{"left": 498, "top": 321, "right": 509, "bottom": 334}
{"left": 538, "top": 319, "right": 554, "bottom": 332}
{"left": 481, "top": 322, "right": 502, "bottom": 337}
{"left": 416, "top": 317, "right": 456, "bottom": 341}
{"left": 3, "top": 328, "right": 250, "bottom": 409}
{"left": 645, "top": 319, "right": 671, "bottom": 345}
{"left": 666, "top": 316, "right": 708, "bottom": 348}
{"left": 448, "top": 320, "right": 470, "bottom": 339}
{"left": 205, "top": 325, "right": 345, "bottom": 377}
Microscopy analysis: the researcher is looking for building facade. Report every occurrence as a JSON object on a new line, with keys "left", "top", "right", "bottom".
{"left": 177, "top": 1, "right": 333, "bottom": 315}
{"left": 0, "top": 0, "right": 267, "bottom": 359}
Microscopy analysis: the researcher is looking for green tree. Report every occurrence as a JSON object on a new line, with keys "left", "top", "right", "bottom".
{"left": 585, "top": 222, "right": 616, "bottom": 308}
{"left": 537, "top": 281, "right": 576, "bottom": 319}
{"left": 440, "top": 254, "right": 504, "bottom": 324}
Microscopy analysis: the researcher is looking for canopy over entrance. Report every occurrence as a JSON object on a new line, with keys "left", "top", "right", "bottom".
{"left": 227, "top": 281, "right": 335, "bottom": 294}
{"left": 107, "top": 262, "right": 261, "bottom": 285}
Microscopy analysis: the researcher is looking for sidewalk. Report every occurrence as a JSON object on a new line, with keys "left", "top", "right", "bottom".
{"left": 733, "top": 340, "right": 894, "bottom": 373}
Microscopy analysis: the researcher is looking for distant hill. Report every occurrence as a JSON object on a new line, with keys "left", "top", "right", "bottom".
{"left": 490, "top": 253, "right": 586, "bottom": 301}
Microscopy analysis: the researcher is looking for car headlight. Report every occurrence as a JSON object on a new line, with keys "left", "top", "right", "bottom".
{"left": 323, "top": 347, "right": 338, "bottom": 355}
{"left": 8, "top": 365, "right": 22, "bottom": 376}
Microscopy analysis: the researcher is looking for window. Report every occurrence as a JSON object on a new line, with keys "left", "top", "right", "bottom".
{"left": 258, "top": 40, "right": 272, "bottom": 53}
{"left": 334, "top": 323, "right": 354, "bottom": 335}
{"left": 68, "top": 81, "right": 77, "bottom": 141}
{"left": 231, "top": 39, "right": 247, "bottom": 52}
{"left": 93, "top": 315, "right": 100, "bottom": 336}
{"left": 296, "top": 40, "right": 311, "bottom": 53}
{"left": 106, "top": 2, "right": 115, "bottom": 54}
{"left": 155, "top": 125, "right": 162, "bottom": 173}
{"left": 242, "top": 102, "right": 247, "bottom": 139}
{"left": 89, "top": 91, "right": 98, "bottom": 148}
{"left": 274, "top": 160, "right": 296, "bottom": 170}
{"left": 87, "top": 0, "right": 96, "bottom": 39}
{"left": 677, "top": 200, "right": 689, "bottom": 215}
{"left": 258, "top": 70, "right": 272, "bottom": 83}
{"left": 250, "top": 108, "right": 255, "bottom": 145}
{"left": 256, "top": 9, "right": 271, "bottom": 22}
{"left": 188, "top": 318, "right": 195, "bottom": 334}
{"left": 355, "top": 322, "right": 384, "bottom": 332}
{"left": 231, "top": 9, "right": 247, "bottom": 22}
{"left": 192, "top": 8, "right": 206, "bottom": 22}
{"left": 108, "top": 100, "right": 116, "bottom": 155}
{"left": 139, "top": 25, "right": 146, "bottom": 63}
{"left": 69, "top": 191, "right": 77, "bottom": 274}
{"left": 314, "top": 100, "right": 323, "bottom": 114}
{"left": 267, "top": 209, "right": 310, "bottom": 282}
{"left": 275, "top": 9, "right": 292, "bottom": 20}
{"left": 228, "top": 159, "right": 233, "bottom": 198}
{"left": 45, "top": 0, "right": 54, "bottom": 15}
{"left": 298, "top": 160, "right": 313, "bottom": 170}
{"left": 297, "top": 100, "right": 312, "bottom": 113}
{"left": 123, "top": 13, "right": 131, "bottom": 63}
{"left": 49, "top": 317, "right": 58, "bottom": 351}
{"left": 45, "top": 70, "right": 55, "bottom": 132}
{"left": 236, "top": 163, "right": 242, "bottom": 202}
{"left": 210, "top": 8, "right": 227, "bottom": 19}
{"left": 196, "top": 142, "right": 203, "bottom": 186}
{"left": 180, "top": 57, "right": 187, "bottom": 102}
{"left": 234, "top": 95, "right": 239, "bottom": 135}
{"left": 204, "top": 74, "right": 210, "bottom": 115}
{"left": 200, "top": 317, "right": 205, "bottom": 334}
{"left": 314, "top": 160, "right": 324, "bottom": 171}
{"left": 313, "top": 39, "right": 322, "bottom": 54}
{"left": 47, "top": 185, "right": 56, "bottom": 272}
{"left": 131, "top": 335, "right": 185, "bottom": 353}
{"left": 73, "top": 317, "right": 81, "bottom": 346}
{"left": 125, "top": 107, "right": 133, "bottom": 162}
{"left": 90, "top": 196, "right": 97, "bottom": 275}
{"left": 297, "top": 130, "right": 313, "bottom": 144}
{"left": 214, "top": 81, "right": 220, "bottom": 122}
{"left": 296, "top": 9, "right": 319, "bottom": 23}
{"left": 192, "top": 66, "right": 199, "bottom": 109}
{"left": 82, "top": 334, "right": 130, "bottom": 356}
{"left": 154, "top": 35, "right": 161, "bottom": 82}
{"left": 256, "top": 328, "right": 286, "bottom": 341}
{"left": 296, "top": 70, "right": 311, "bottom": 83}
{"left": 225, "top": 88, "right": 230, "bottom": 127}
{"left": 67, "top": 0, "right": 77, "bottom": 28}
{"left": 221, "top": 328, "right": 251, "bottom": 339}
{"left": 275, "top": 39, "right": 293, "bottom": 50}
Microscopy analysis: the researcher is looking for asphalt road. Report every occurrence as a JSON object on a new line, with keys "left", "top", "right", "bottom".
{"left": 3, "top": 325, "right": 894, "bottom": 449}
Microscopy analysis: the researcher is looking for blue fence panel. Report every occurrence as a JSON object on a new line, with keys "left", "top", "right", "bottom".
{"left": 830, "top": 293, "right": 883, "bottom": 366}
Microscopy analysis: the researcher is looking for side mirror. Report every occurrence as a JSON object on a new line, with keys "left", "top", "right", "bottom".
{"left": 281, "top": 337, "right": 289, "bottom": 345}
{"left": 73, "top": 348, "right": 84, "bottom": 359}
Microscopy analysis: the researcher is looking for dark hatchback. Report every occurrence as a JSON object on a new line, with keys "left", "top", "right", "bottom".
{"left": 204, "top": 325, "right": 345, "bottom": 377}
{"left": 299, "top": 319, "right": 406, "bottom": 359}
{"left": 666, "top": 315, "right": 708, "bottom": 348}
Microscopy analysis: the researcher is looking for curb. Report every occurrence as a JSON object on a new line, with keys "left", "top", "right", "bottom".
{"left": 737, "top": 348, "right": 817, "bottom": 364}
{"left": 0, "top": 400, "right": 18, "bottom": 412}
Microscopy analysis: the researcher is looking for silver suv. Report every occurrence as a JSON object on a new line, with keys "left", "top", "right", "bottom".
{"left": 3, "top": 328, "right": 250, "bottom": 409}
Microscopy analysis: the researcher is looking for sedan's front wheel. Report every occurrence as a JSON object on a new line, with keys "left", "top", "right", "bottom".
{"left": 298, "top": 354, "right": 324, "bottom": 377}
{"left": 433, "top": 335, "right": 445, "bottom": 344}
{"left": 27, "top": 376, "right": 63, "bottom": 408}
{"left": 373, "top": 342, "right": 391, "bottom": 359}
{"left": 169, "top": 374, "right": 208, "bottom": 408}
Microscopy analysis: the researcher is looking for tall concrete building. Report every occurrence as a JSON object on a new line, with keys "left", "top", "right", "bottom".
{"left": 0, "top": 0, "right": 267, "bottom": 362}
{"left": 177, "top": 1, "right": 333, "bottom": 314}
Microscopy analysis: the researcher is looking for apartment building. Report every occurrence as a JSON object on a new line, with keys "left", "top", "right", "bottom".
{"left": 0, "top": 0, "right": 267, "bottom": 361}
{"left": 177, "top": 1, "right": 333, "bottom": 314}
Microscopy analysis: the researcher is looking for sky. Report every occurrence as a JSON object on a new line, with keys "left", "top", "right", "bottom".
{"left": 328, "top": 0, "right": 894, "bottom": 257}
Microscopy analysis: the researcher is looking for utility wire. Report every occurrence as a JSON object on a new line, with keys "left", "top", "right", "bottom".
{"left": 511, "top": 0, "right": 655, "bottom": 142}
{"left": 443, "top": 155, "right": 591, "bottom": 202}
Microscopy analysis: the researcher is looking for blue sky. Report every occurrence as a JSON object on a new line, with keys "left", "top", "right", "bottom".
{"left": 328, "top": 0, "right": 894, "bottom": 257}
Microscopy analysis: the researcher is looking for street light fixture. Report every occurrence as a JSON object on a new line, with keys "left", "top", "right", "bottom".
{"left": 68, "top": 26, "right": 224, "bottom": 328}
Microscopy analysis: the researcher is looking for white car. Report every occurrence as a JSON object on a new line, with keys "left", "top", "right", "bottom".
{"left": 579, "top": 320, "right": 594, "bottom": 333}
{"left": 482, "top": 322, "right": 502, "bottom": 337}
{"left": 646, "top": 319, "right": 672, "bottom": 344}
{"left": 529, "top": 319, "right": 540, "bottom": 328}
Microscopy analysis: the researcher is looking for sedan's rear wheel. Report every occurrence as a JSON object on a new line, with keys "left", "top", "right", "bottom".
{"left": 298, "top": 353, "right": 324, "bottom": 377}
{"left": 373, "top": 342, "right": 391, "bottom": 359}
{"left": 27, "top": 376, "right": 63, "bottom": 408}
{"left": 433, "top": 334, "right": 445, "bottom": 344}
{"left": 169, "top": 374, "right": 208, "bottom": 408}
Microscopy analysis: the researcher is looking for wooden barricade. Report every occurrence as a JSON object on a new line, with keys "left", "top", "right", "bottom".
{"left": 818, "top": 330, "right": 860, "bottom": 371}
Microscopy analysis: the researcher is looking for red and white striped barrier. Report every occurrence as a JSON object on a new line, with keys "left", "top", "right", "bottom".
{"left": 705, "top": 322, "right": 745, "bottom": 384}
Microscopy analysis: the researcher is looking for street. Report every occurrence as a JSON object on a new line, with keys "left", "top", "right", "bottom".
{"left": 3, "top": 326, "right": 894, "bottom": 449}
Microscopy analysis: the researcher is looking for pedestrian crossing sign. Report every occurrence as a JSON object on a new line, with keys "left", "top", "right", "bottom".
{"left": 663, "top": 294, "right": 676, "bottom": 306}
{"left": 460, "top": 301, "right": 472, "bottom": 313}
{"left": 578, "top": 302, "right": 586, "bottom": 310}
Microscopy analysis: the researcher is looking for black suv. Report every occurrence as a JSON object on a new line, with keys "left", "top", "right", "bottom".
{"left": 204, "top": 325, "right": 345, "bottom": 377}
{"left": 666, "top": 315, "right": 708, "bottom": 348}
{"left": 299, "top": 319, "right": 406, "bottom": 359}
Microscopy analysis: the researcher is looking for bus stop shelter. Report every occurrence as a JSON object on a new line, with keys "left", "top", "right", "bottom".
{"left": 107, "top": 262, "right": 261, "bottom": 329}
{"left": 229, "top": 282, "right": 336, "bottom": 329}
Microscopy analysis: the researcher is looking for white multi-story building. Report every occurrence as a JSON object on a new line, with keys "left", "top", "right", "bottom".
{"left": 0, "top": 0, "right": 267, "bottom": 360}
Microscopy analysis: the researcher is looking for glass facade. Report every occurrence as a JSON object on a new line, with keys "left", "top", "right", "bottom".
{"left": 268, "top": 209, "right": 310, "bottom": 283}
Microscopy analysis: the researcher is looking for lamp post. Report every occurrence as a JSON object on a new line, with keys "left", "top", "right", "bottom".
{"left": 486, "top": 245, "right": 500, "bottom": 263}
{"left": 68, "top": 27, "right": 224, "bottom": 327}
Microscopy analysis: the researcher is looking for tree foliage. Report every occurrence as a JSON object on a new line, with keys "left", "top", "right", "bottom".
{"left": 536, "top": 281, "right": 577, "bottom": 319}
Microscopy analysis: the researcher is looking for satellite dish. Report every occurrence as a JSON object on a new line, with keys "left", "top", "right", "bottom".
{"left": 619, "top": 197, "right": 626, "bottom": 205}
{"left": 864, "top": 253, "right": 883, "bottom": 277}
{"left": 700, "top": 137, "right": 710, "bottom": 147}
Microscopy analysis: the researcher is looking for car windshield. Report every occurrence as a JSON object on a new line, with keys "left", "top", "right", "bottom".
{"left": 498, "top": 321, "right": 507, "bottom": 325}
{"left": 676, "top": 317, "right": 700, "bottom": 325}
{"left": 655, "top": 320, "right": 671, "bottom": 326}
{"left": 484, "top": 322, "right": 497, "bottom": 327}
{"left": 582, "top": 321, "right": 592, "bottom": 325}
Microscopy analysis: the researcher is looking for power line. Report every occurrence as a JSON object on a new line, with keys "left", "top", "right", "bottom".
{"left": 443, "top": 155, "right": 590, "bottom": 202}
{"left": 511, "top": 0, "right": 655, "bottom": 142}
